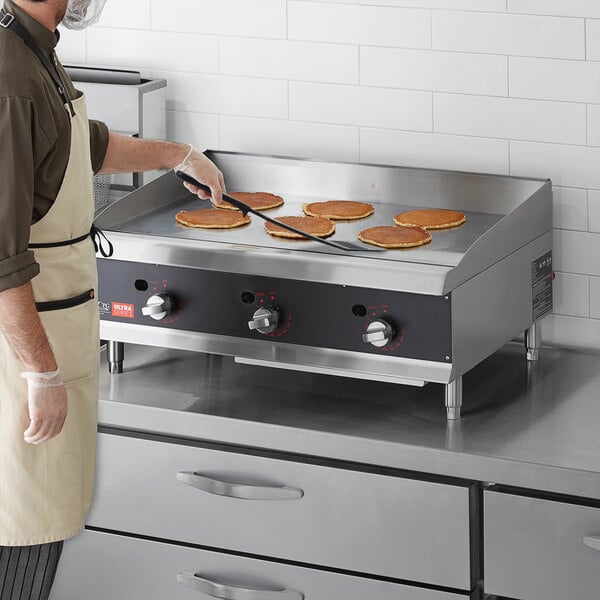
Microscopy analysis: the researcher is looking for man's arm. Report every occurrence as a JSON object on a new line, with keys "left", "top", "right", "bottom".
{"left": 99, "top": 132, "right": 226, "bottom": 204}
{"left": 0, "top": 282, "right": 67, "bottom": 445}
{"left": 0, "top": 96, "right": 67, "bottom": 445}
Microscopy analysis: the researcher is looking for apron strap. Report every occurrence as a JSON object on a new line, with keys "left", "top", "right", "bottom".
{"left": 91, "top": 224, "right": 114, "bottom": 258}
{"left": 35, "top": 288, "right": 95, "bottom": 313}
{"left": 0, "top": 9, "right": 75, "bottom": 116}
{"left": 29, "top": 231, "right": 90, "bottom": 249}
{"left": 29, "top": 226, "right": 114, "bottom": 258}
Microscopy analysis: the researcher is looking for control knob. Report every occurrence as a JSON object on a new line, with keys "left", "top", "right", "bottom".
{"left": 248, "top": 306, "right": 279, "bottom": 334}
{"left": 362, "top": 319, "right": 395, "bottom": 348}
{"left": 141, "top": 293, "right": 174, "bottom": 321}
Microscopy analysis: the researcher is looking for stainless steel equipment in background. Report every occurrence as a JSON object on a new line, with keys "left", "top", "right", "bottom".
{"left": 94, "top": 151, "right": 553, "bottom": 420}
{"left": 66, "top": 66, "right": 167, "bottom": 208}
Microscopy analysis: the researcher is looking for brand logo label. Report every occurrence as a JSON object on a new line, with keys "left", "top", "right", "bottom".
{"left": 112, "top": 302, "right": 135, "bottom": 319}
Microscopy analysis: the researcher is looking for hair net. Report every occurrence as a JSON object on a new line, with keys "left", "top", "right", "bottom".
{"left": 61, "top": 0, "right": 107, "bottom": 30}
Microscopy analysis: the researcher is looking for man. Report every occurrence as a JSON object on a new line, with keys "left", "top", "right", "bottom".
{"left": 0, "top": 1, "right": 223, "bottom": 597}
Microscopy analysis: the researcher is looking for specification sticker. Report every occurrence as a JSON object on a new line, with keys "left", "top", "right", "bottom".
{"left": 532, "top": 251, "right": 553, "bottom": 321}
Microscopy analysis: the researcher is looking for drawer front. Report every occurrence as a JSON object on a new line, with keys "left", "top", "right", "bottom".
{"left": 51, "top": 530, "right": 472, "bottom": 600}
{"left": 87, "top": 433, "right": 473, "bottom": 589}
{"left": 485, "top": 491, "right": 600, "bottom": 599}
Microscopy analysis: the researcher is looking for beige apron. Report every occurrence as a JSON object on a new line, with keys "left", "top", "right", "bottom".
{"left": 0, "top": 94, "right": 99, "bottom": 546}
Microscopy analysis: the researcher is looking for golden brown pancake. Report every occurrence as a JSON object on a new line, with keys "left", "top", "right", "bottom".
{"left": 393, "top": 209, "right": 466, "bottom": 230}
{"left": 215, "top": 191, "right": 284, "bottom": 211}
{"left": 176, "top": 209, "right": 251, "bottom": 229}
{"left": 302, "top": 200, "right": 374, "bottom": 221}
{"left": 264, "top": 216, "right": 335, "bottom": 239}
{"left": 357, "top": 225, "right": 431, "bottom": 249}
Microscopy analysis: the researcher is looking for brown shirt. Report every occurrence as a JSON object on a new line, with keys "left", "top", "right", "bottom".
{"left": 0, "top": 0, "right": 109, "bottom": 292}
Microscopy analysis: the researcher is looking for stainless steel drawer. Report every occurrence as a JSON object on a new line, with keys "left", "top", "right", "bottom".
{"left": 87, "top": 433, "right": 474, "bottom": 589}
{"left": 51, "top": 530, "right": 473, "bottom": 600}
{"left": 485, "top": 490, "right": 600, "bottom": 599}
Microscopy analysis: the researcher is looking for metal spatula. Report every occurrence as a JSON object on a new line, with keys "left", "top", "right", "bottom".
{"left": 176, "top": 171, "right": 383, "bottom": 252}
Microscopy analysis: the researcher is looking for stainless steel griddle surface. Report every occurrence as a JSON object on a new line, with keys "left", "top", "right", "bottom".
{"left": 114, "top": 192, "right": 504, "bottom": 267}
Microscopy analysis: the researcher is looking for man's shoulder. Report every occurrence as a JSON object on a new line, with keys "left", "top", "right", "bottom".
{"left": 0, "top": 28, "right": 46, "bottom": 101}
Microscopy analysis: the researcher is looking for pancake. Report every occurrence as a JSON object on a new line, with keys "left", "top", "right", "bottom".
{"left": 176, "top": 209, "right": 251, "bottom": 229}
{"left": 215, "top": 191, "right": 284, "bottom": 211}
{"left": 393, "top": 208, "right": 466, "bottom": 230}
{"left": 357, "top": 225, "right": 431, "bottom": 249}
{"left": 302, "top": 200, "right": 374, "bottom": 221}
{"left": 264, "top": 216, "right": 335, "bottom": 239}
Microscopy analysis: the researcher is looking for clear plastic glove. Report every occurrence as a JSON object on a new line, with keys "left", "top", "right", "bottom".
{"left": 175, "top": 146, "right": 226, "bottom": 206}
{"left": 21, "top": 369, "right": 68, "bottom": 445}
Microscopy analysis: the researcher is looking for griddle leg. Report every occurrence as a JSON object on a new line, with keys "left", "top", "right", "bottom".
{"left": 445, "top": 377, "right": 462, "bottom": 421}
{"left": 525, "top": 321, "right": 541, "bottom": 361}
{"left": 107, "top": 340, "right": 124, "bottom": 374}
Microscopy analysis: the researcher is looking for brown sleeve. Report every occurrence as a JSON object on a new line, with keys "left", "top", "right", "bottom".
{"left": 89, "top": 119, "right": 109, "bottom": 174}
{"left": 0, "top": 96, "right": 41, "bottom": 293}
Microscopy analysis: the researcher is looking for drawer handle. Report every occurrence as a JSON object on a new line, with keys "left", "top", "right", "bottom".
{"left": 583, "top": 534, "right": 600, "bottom": 552}
{"left": 177, "top": 571, "right": 304, "bottom": 600}
{"left": 176, "top": 471, "right": 304, "bottom": 501}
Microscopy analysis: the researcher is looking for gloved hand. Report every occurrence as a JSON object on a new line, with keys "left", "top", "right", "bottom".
{"left": 175, "top": 146, "right": 226, "bottom": 206}
{"left": 21, "top": 368, "right": 68, "bottom": 445}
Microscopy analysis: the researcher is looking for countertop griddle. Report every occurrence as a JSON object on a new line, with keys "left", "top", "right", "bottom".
{"left": 95, "top": 151, "right": 553, "bottom": 420}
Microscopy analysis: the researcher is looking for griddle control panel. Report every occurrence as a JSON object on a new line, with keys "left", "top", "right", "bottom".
{"left": 97, "top": 259, "right": 452, "bottom": 362}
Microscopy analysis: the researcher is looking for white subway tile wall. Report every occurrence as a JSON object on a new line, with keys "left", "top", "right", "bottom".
{"left": 591, "top": 276, "right": 600, "bottom": 319}
{"left": 60, "top": 0, "right": 600, "bottom": 351}
{"left": 588, "top": 18, "right": 600, "bottom": 60}
{"left": 589, "top": 190, "right": 600, "bottom": 233}
{"left": 553, "top": 187, "right": 588, "bottom": 232}
{"left": 589, "top": 105, "right": 600, "bottom": 146}
{"left": 552, "top": 272, "right": 589, "bottom": 318}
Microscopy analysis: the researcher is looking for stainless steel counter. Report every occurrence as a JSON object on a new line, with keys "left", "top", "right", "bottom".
{"left": 99, "top": 343, "right": 600, "bottom": 500}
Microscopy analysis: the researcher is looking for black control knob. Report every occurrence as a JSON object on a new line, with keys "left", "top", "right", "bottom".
{"left": 362, "top": 319, "right": 394, "bottom": 348}
{"left": 141, "top": 293, "right": 174, "bottom": 321}
{"left": 248, "top": 306, "right": 279, "bottom": 334}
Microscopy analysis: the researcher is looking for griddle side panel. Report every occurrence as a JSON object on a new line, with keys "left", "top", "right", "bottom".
{"left": 451, "top": 232, "right": 552, "bottom": 378}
